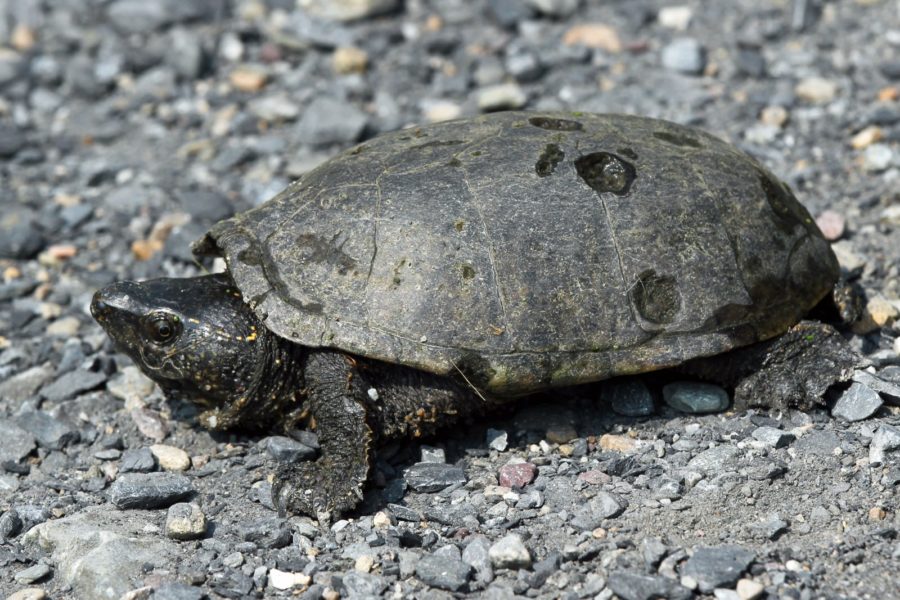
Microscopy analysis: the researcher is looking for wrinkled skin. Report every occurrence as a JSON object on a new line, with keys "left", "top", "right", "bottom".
{"left": 92, "top": 275, "right": 488, "bottom": 520}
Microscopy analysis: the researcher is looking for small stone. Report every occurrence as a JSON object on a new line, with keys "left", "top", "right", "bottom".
{"left": 7, "top": 588, "right": 47, "bottom": 600}
{"left": 107, "top": 0, "right": 172, "bottom": 33}
{"left": 299, "top": 0, "right": 399, "bottom": 22}
{"left": 688, "top": 445, "right": 741, "bottom": 474}
{"left": 486, "top": 428, "right": 509, "bottom": 451}
{"left": 229, "top": 66, "right": 268, "bottom": 92}
{"left": 15, "top": 411, "right": 79, "bottom": 450}
{"left": 832, "top": 382, "right": 883, "bottom": 422}
{"left": 869, "top": 506, "right": 887, "bottom": 521}
{"left": 109, "top": 472, "right": 194, "bottom": 509}
{"left": 526, "top": 0, "right": 580, "bottom": 18}
{"left": 373, "top": 511, "right": 391, "bottom": 528}
{"left": 599, "top": 434, "right": 639, "bottom": 453}
{"left": 239, "top": 518, "right": 292, "bottom": 549}
{"left": 545, "top": 423, "right": 578, "bottom": 444}
{"left": 14, "top": 563, "right": 51, "bottom": 584}
{"left": 578, "top": 469, "right": 611, "bottom": 485}
{"left": 815, "top": 210, "right": 845, "bottom": 241}
{"left": 853, "top": 295, "right": 900, "bottom": 334}
{"left": 130, "top": 408, "right": 169, "bottom": 442}
{"left": 661, "top": 38, "right": 706, "bottom": 75}
{"left": 879, "top": 61, "right": 900, "bottom": 80}
{"left": 498, "top": 462, "right": 537, "bottom": 488}
{"left": 416, "top": 552, "right": 472, "bottom": 591}
{"left": 342, "top": 572, "right": 387, "bottom": 597}
{"left": 296, "top": 97, "right": 368, "bottom": 146}
{"left": 489, "top": 533, "right": 531, "bottom": 569}
{"left": 663, "top": 382, "right": 730, "bottom": 414}
{"left": 751, "top": 426, "right": 795, "bottom": 448}
{"left": 658, "top": 6, "right": 693, "bottom": 30}
{"left": 423, "top": 100, "right": 462, "bottom": 123}
{"left": 736, "top": 578, "right": 764, "bottom": 600}
{"left": 45, "top": 317, "right": 80, "bottom": 337}
{"left": 477, "top": 83, "right": 527, "bottom": 112}
{"left": 751, "top": 515, "right": 788, "bottom": 540}
{"left": 562, "top": 23, "right": 621, "bottom": 52}
{"left": 333, "top": 46, "right": 368, "bottom": 74}
{"left": 265, "top": 436, "right": 317, "bottom": 463}
{"left": 0, "top": 510, "right": 24, "bottom": 540}
{"left": 862, "top": 144, "right": 895, "bottom": 172}
{"left": 248, "top": 95, "right": 301, "bottom": 122}
{"left": 404, "top": 462, "right": 466, "bottom": 492}
{"left": 462, "top": 536, "right": 494, "bottom": 583}
{"left": 420, "top": 446, "right": 446, "bottom": 463}
{"left": 851, "top": 126, "right": 884, "bottom": 150}
{"left": 795, "top": 77, "right": 837, "bottom": 103}
{"left": 0, "top": 207, "right": 45, "bottom": 259}
{"left": 870, "top": 424, "right": 900, "bottom": 465}
{"left": 355, "top": 554, "right": 375, "bottom": 572}
{"left": 269, "top": 568, "right": 311, "bottom": 590}
{"left": 107, "top": 366, "right": 156, "bottom": 405}
{"left": 0, "top": 421, "right": 36, "bottom": 463}
{"left": 0, "top": 365, "right": 53, "bottom": 404}
{"left": 165, "top": 503, "right": 207, "bottom": 540}
{"left": 682, "top": 545, "right": 755, "bottom": 593}
{"left": 606, "top": 378, "right": 655, "bottom": 416}
{"left": 760, "top": 105, "right": 789, "bottom": 127}
{"left": 150, "top": 445, "right": 191, "bottom": 471}
{"left": 609, "top": 573, "right": 693, "bottom": 600}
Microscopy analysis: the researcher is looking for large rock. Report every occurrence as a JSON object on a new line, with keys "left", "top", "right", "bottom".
{"left": 23, "top": 506, "right": 181, "bottom": 600}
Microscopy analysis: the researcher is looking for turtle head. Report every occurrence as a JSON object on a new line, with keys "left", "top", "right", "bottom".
{"left": 91, "top": 273, "right": 271, "bottom": 428}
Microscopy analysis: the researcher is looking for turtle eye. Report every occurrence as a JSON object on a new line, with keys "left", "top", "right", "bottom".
{"left": 146, "top": 312, "right": 181, "bottom": 345}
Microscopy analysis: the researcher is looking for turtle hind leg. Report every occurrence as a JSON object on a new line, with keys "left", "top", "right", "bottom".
{"left": 273, "top": 350, "right": 373, "bottom": 524}
{"left": 682, "top": 321, "right": 864, "bottom": 412}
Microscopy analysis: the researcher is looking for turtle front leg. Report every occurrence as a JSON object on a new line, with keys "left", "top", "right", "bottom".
{"left": 273, "top": 350, "right": 373, "bottom": 523}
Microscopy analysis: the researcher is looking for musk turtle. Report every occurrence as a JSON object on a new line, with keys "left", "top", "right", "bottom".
{"left": 91, "top": 111, "right": 848, "bottom": 519}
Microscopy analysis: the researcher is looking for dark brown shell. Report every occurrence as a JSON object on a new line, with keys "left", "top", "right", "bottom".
{"left": 194, "top": 112, "right": 838, "bottom": 394}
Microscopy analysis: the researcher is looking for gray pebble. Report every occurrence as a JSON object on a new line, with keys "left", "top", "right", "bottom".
{"left": 300, "top": 0, "right": 399, "bottom": 21}
{"left": 795, "top": 429, "right": 840, "bottom": 456}
{"left": 853, "top": 370, "right": 900, "bottom": 403}
{"left": 832, "top": 382, "right": 883, "bottom": 422}
{"left": 15, "top": 411, "right": 80, "bottom": 450}
{"left": 0, "top": 365, "right": 52, "bottom": 403}
{"left": 0, "top": 123, "right": 25, "bottom": 157}
{"left": 489, "top": 533, "right": 531, "bottom": 569}
{"left": 14, "top": 563, "right": 51, "bottom": 584}
{"left": 264, "top": 436, "right": 317, "bottom": 463}
{"left": 0, "top": 207, "right": 45, "bottom": 259}
{"left": 153, "top": 583, "right": 206, "bottom": 600}
{"left": 296, "top": 97, "right": 368, "bottom": 147}
{"left": 166, "top": 503, "right": 207, "bottom": 540}
{"left": 120, "top": 447, "right": 157, "bottom": 473}
{"left": 687, "top": 445, "right": 741, "bottom": 474}
{"left": 681, "top": 545, "right": 755, "bottom": 593}
{"left": 420, "top": 445, "right": 446, "bottom": 463}
{"left": 606, "top": 378, "right": 655, "bottom": 417}
{"left": 404, "top": 462, "right": 467, "bottom": 492}
{"left": 870, "top": 424, "right": 900, "bottom": 465}
{"left": 109, "top": 472, "right": 194, "bottom": 509}
{"left": 607, "top": 572, "right": 693, "bottom": 600}
{"left": 416, "top": 551, "right": 473, "bottom": 591}
{"left": 751, "top": 426, "right": 795, "bottom": 448}
{"left": 661, "top": 38, "right": 707, "bottom": 75}
{"left": 663, "top": 382, "right": 729, "bottom": 414}
{"left": 341, "top": 571, "right": 388, "bottom": 597}
{"left": 463, "top": 536, "right": 494, "bottom": 583}
{"left": 107, "top": 0, "right": 173, "bottom": 33}
{"left": 40, "top": 369, "right": 107, "bottom": 403}
{"left": 0, "top": 510, "right": 23, "bottom": 540}
{"left": 166, "top": 28, "right": 205, "bottom": 80}
{"left": 0, "top": 421, "right": 36, "bottom": 464}
{"left": 526, "top": 0, "right": 580, "bottom": 18}
{"left": 487, "top": 428, "right": 509, "bottom": 451}
{"left": 238, "top": 518, "right": 292, "bottom": 549}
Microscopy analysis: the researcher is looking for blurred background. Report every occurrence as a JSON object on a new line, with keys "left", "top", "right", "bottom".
{"left": 0, "top": 0, "right": 898, "bottom": 293}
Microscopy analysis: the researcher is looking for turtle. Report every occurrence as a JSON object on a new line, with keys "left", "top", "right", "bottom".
{"left": 91, "top": 111, "right": 857, "bottom": 520}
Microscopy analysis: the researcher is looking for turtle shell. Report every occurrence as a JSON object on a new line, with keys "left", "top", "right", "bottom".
{"left": 194, "top": 112, "right": 838, "bottom": 395}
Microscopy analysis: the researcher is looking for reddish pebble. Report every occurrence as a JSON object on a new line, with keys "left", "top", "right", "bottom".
{"left": 498, "top": 462, "right": 537, "bottom": 488}
{"left": 578, "top": 469, "right": 611, "bottom": 485}
{"left": 815, "top": 210, "right": 845, "bottom": 241}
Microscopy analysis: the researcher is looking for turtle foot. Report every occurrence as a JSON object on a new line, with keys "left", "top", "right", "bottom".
{"left": 272, "top": 459, "right": 367, "bottom": 523}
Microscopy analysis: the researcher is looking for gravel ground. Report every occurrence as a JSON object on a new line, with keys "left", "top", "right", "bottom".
{"left": 2, "top": 0, "right": 900, "bottom": 599}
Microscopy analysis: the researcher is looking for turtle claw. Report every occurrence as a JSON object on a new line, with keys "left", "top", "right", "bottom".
{"left": 272, "top": 460, "right": 368, "bottom": 523}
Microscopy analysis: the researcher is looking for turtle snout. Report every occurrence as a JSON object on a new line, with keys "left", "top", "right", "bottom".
{"left": 90, "top": 281, "right": 142, "bottom": 324}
